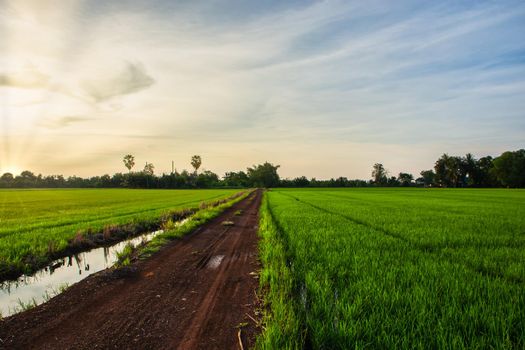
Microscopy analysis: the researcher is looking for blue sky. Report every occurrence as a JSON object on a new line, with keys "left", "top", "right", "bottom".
{"left": 0, "top": 0, "right": 524, "bottom": 179}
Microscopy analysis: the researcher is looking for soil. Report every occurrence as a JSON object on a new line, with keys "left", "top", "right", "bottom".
{"left": 0, "top": 190, "right": 263, "bottom": 350}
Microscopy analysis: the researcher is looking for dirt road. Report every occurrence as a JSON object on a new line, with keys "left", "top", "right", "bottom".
{"left": 0, "top": 190, "right": 262, "bottom": 350}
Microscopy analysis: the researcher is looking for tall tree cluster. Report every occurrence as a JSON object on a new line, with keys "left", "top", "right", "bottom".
{"left": 400, "top": 149, "right": 523, "bottom": 188}
{"left": 369, "top": 150, "right": 524, "bottom": 188}
{"left": 427, "top": 151, "right": 523, "bottom": 188}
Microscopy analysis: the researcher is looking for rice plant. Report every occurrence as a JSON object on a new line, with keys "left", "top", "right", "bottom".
{"left": 257, "top": 188, "right": 525, "bottom": 349}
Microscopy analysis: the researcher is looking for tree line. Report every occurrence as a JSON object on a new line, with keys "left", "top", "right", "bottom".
{"left": 369, "top": 149, "right": 524, "bottom": 188}
{"left": 0, "top": 155, "right": 282, "bottom": 189}
{"left": 277, "top": 149, "right": 523, "bottom": 188}
{"left": 0, "top": 149, "right": 523, "bottom": 189}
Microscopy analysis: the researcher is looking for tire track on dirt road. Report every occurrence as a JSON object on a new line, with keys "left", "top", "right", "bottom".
{"left": 175, "top": 199, "right": 255, "bottom": 349}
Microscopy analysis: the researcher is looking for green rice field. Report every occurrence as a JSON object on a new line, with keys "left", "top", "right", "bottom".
{"left": 0, "top": 188, "right": 239, "bottom": 277}
{"left": 257, "top": 188, "right": 525, "bottom": 349}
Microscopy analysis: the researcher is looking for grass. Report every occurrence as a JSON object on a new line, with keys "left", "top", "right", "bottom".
{"left": 0, "top": 188, "right": 241, "bottom": 279}
{"left": 257, "top": 188, "right": 525, "bottom": 349}
{"left": 16, "top": 297, "right": 38, "bottom": 312}
{"left": 115, "top": 242, "right": 136, "bottom": 267}
{"left": 42, "top": 283, "right": 69, "bottom": 303}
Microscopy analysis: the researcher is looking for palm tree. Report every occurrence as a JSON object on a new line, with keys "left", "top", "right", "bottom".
{"left": 123, "top": 154, "right": 135, "bottom": 173}
{"left": 191, "top": 155, "right": 202, "bottom": 175}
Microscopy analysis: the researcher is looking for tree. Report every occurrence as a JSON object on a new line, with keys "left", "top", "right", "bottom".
{"left": 463, "top": 153, "right": 478, "bottom": 186}
{"left": 223, "top": 171, "right": 249, "bottom": 187}
{"left": 0, "top": 172, "right": 13, "bottom": 182}
{"left": 1, "top": 172, "right": 13, "bottom": 181}
{"left": 492, "top": 149, "right": 525, "bottom": 188}
{"left": 449, "top": 156, "right": 466, "bottom": 187}
{"left": 293, "top": 176, "right": 310, "bottom": 187}
{"left": 247, "top": 162, "right": 280, "bottom": 188}
{"left": 12, "top": 170, "right": 38, "bottom": 187}
{"left": 419, "top": 170, "right": 435, "bottom": 187}
{"left": 196, "top": 170, "right": 220, "bottom": 188}
{"left": 434, "top": 154, "right": 449, "bottom": 187}
{"left": 143, "top": 162, "right": 155, "bottom": 176}
{"left": 123, "top": 154, "right": 135, "bottom": 173}
{"left": 20, "top": 170, "right": 36, "bottom": 179}
{"left": 371, "top": 163, "right": 388, "bottom": 185}
{"left": 0, "top": 172, "right": 14, "bottom": 188}
{"left": 387, "top": 176, "right": 400, "bottom": 187}
{"left": 397, "top": 172, "right": 414, "bottom": 187}
{"left": 191, "top": 155, "right": 202, "bottom": 175}
{"left": 434, "top": 154, "right": 465, "bottom": 187}
{"left": 477, "top": 156, "right": 497, "bottom": 187}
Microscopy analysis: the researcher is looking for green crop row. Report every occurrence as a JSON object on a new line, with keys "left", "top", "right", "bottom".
{"left": 257, "top": 188, "right": 525, "bottom": 349}
{"left": 0, "top": 188, "right": 240, "bottom": 279}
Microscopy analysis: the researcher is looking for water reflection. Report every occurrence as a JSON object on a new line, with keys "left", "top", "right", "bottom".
{"left": 0, "top": 229, "right": 164, "bottom": 317}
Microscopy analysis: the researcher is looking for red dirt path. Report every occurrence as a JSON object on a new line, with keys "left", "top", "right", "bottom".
{"left": 0, "top": 190, "right": 262, "bottom": 350}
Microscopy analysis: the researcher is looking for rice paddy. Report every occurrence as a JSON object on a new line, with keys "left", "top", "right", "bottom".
{"left": 257, "top": 188, "right": 525, "bottom": 349}
{"left": 0, "top": 188, "right": 239, "bottom": 278}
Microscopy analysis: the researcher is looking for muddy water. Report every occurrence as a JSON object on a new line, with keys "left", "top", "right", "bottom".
{"left": 206, "top": 255, "right": 225, "bottom": 269}
{"left": 0, "top": 229, "right": 166, "bottom": 318}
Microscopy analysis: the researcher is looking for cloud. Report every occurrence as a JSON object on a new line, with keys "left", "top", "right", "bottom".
{"left": 0, "top": 67, "right": 50, "bottom": 89}
{"left": 81, "top": 62, "right": 155, "bottom": 103}
{"left": 38, "top": 116, "right": 94, "bottom": 129}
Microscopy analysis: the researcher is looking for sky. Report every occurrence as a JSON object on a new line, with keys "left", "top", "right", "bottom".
{"left": 0, "top": 0, "right": 524, "bottom": 180}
